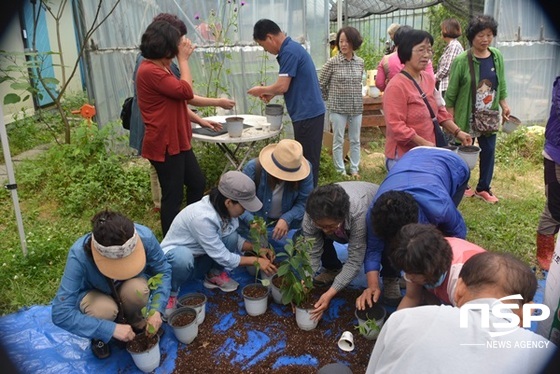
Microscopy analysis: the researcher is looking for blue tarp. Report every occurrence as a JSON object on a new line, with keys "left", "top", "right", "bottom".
{"left": 0, "top": 243, "right": 546, "bottom": 373}
{"left": 0, "top": 243, "right": 370, "bottom": 373}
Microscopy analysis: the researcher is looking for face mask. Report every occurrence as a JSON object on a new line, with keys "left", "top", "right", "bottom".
{"left": 424, "top": 271, "right": 447, "bottom": 289}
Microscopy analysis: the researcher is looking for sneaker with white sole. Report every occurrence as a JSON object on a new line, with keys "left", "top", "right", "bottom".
{"left": 203, "top": 271, "right": 239, "bottom": 292}
{"left": 381, "top": 277, "right": 402, "bottom": 307}
{"left": 464, "top": 187, "right": 475, "bottom": 198}
{"left": 475, "top": 189, "right": 499, "bottom": 204}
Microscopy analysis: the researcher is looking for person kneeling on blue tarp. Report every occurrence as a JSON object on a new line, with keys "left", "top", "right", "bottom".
{"left": 302, "top": 182, "right": 379, "bottom": 321}
{"left": 238, "top": 139, "right": 314, "bottom": 254}
{"left": 51, "top": 210, "right": 172, "bottom": 360}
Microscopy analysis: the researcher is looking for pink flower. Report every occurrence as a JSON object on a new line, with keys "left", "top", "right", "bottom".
{"left": 194, "top": 13, "right": 200, "bottom": 20}
{"left": 241, "top": 1, "right": 246, "bottom": 5}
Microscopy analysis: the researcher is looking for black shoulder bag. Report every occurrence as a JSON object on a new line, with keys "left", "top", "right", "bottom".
{"left": 400, "top": 70, "right": 447, "bottom": 147}
{"left": 104, "top": 276, "right": 127, "bottom": 324}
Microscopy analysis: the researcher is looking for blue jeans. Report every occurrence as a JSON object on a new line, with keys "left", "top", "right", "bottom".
{"left": 330, "top": 112, "right": 362, "bottom": 175}
{"left": 476, "top": 134, "right": 497, "bottom": 192}
{"left": 164, "top": 232, "right": 239, "bottom": 293}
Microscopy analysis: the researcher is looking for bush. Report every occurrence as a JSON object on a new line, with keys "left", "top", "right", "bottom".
{"left": 17, "top": 121, "right": 152, "bottom": 218}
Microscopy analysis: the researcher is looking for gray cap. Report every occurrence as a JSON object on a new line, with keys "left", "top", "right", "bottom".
{"left": 218, "top": 171, "right": 262, "bottom": 212}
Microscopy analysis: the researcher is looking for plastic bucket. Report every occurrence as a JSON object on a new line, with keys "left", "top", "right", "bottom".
{"left": 458, "top": 145, "right": 481, "bottom": 170}
{"left": 265, "top": 104, "right": 283, "bottom": 131}
{"left": 225, "top": 116, "right": 244, "bottom": 137}
{"left": 502, "top": 115, "right": 521, "bottom": 134}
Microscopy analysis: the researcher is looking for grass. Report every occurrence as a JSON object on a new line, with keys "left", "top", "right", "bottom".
{"left": 0, "top": 122, "right": 546, "bottom": 316}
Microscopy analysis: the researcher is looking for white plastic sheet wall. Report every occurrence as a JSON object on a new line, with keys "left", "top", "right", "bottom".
{"left": 486, "top": 0, "right": 560, "bottom": 124}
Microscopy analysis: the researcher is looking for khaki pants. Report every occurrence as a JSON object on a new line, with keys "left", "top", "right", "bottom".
{"left": 150, "top": 164, "right": 162, "bottom": 209}
{"left": 80, "top": 277, "right": 149, "bottom": 331}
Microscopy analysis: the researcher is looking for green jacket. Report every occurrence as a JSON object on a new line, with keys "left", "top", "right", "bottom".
{"left": 445, "top": 47, "right": 508, "bottom": 132}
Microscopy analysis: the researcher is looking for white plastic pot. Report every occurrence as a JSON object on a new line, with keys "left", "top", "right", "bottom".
{"left": 242, "top": 283, "right": 269, "bottom": 316}
{"left": 169, "top": 307, "right": 199, "bottom": 344}
{"left": 177, "top": 292, "right": 207, "bottom": 325}
{"left": 127, "top": 333, "right": 161, "bottom": 373}
{"left": 295, "top": 306, "right": 319, "bottom": 331}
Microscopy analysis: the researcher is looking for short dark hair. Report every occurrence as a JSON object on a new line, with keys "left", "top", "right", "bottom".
{"left": 153, "top": 13, "right": 187, "bottom": 36}
{"left": 459, "top": 252, "right": 537, "bottom": 304}
{"left": 209, "top": 187, "right": 235, "bottom": 220}
{"left": 337, "top": 26, "right": 363, "bottom": 51}
{"left": 253, "top": 19, "right": 281, "bottom": 41}
{"left": 140, "top": 20, "right": 181, "bottom": 59}
{"left": 91, "top": 210, "right": 134, "bottom": 247}
{"left": 393, "top": 25, "right": 412, "bottom": 48}
{"left": 441, "top": 18, "right": 462, "bottom": 39}
{"left": 391, "top": 223, "right": 453, "bottom": 285}
{"left": 398, "top": 29, "right": 434, "bottom": 63}
{"left": 305, "top": 183, "right": 349, "bottom": 222}
{"left": 371, "top": 191, "right": 418, "bottom": 240}
{"left": 466, "top": 15, "right": 498, "bottom": 46}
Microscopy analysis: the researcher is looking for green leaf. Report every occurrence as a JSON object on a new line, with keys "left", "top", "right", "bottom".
{"left": 4, "top": 93, "right": 21, "bottom": 104}
{"left": 11, "top": 82, "right": 33, "bottom": 90}
{"left": 42, "top": 77, "right": 60, "bottom": 86}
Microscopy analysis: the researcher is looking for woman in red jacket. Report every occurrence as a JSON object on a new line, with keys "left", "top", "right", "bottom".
{"left": 136, "top": 20, "right": 202, "bottom": 235}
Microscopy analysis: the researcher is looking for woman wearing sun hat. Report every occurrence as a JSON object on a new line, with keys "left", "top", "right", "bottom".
{"left": 161, "top": 171, "right": 277, "bottom": 316}
{"left": 51, "top": 210, "right": 171, "bottom": 360}
{"left": 239, "top": 139, "right": 314, "bottom": 252}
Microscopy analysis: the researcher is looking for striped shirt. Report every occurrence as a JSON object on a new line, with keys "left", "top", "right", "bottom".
{"left": 319, "top": 52, "right": 364, "bottom": 115}
{"left": 302, "top": 181, "right": 378, "bottom": 292}
{"left": 435, "top": 38, "right": 464, "bottom": 92}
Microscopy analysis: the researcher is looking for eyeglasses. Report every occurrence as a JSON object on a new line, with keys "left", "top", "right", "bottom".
{"left": 312, "top": 220, "right": 342, "bottom": 232}
{"left": 412, "top": 47, "right": 434, "bottom": 55}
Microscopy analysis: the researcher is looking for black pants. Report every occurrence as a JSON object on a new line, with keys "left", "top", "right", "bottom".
{"left": 321, "top": 237, "right": 343, "bottom": 270}
{"left": 293, "top": 230, "right": 343, "bottom": 270}
{"left": 293, "top": 114, "right": 325, "bottom": 187}
{"left": 150, "top": 150, "right": 205, "bottom": 236}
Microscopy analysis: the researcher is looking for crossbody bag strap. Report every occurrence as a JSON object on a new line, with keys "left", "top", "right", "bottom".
{"left": 400, "top": 70, "right": 446, "bottom": 147}
{"left": 104, "top": 276, "right": 127, "bottom": 324}
{"left": 467, "top": 50, "right": 477, "bottom": 118}
{"left": 400, "top": 70, "right": 438, "bottom": 120}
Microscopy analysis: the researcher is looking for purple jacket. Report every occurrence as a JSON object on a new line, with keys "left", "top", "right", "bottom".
{"left": 544, "top": 76, "right": 560, "bottom": 164}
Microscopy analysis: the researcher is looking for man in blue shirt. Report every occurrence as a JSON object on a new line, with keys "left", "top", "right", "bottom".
{"left": 248, "top": 19, "right": 325, "bottom": 186}
{"left": 356, "top": 147, "right": 470, "bottom": 308}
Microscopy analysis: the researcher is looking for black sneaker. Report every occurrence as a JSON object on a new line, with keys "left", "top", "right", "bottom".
{"left": 91, "top": 339, "right": 111, "bottom": 359}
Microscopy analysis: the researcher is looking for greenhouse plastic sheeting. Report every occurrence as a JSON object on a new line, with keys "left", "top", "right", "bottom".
{"left": 0, "top": 243, "right": 368, "bottom": 373}
{"left": 0, "top": 242, "right": 546, "bottom": 374}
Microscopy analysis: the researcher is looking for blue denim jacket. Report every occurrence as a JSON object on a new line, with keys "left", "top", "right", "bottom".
{"left": 239, "top": 158, "right": 314, "bottom": 229}
{"left": 51, "top": 224, "right": 171, "bottom": 343}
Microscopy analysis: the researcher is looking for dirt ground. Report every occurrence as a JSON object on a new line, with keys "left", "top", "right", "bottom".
{"left": 170, "top": 285, "right": 379, "bottom": 373}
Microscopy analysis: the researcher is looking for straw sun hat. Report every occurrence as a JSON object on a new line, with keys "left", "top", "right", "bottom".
{"left": 258, "top": 139, "right": 310, "bottom": 182}
{"left": 91, "top": 229, "right": 146, "bottom": 281}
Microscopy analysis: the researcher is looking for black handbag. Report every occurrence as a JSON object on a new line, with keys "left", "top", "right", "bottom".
{"left": 400, "top": 70, "right": 447, "bottom": 147}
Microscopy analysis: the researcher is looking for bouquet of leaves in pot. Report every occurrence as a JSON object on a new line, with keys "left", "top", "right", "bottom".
{"left": 276, "top": 236, "right": 315, "bottom": 307}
